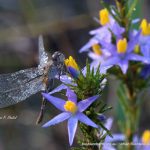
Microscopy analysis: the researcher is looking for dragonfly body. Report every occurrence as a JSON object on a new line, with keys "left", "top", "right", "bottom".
{"left": 0, "top": 36, "right": 65, "bottom": 108}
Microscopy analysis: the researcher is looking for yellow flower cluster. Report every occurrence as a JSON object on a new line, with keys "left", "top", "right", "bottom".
{"left": 117, "top": 38, "right": 127, "bottom": 54}
{"left": 92, "top": 44, "right": 102, "bottom": 55}
{"left": 64, "top": 100, "right": 78, "bottom": 114}
{"left": 64, "top": 56, "right": 79, "bottom": 70}
{"left": 99, "top": 8, "right": 110, "bottom": 25}
{"left": 140, "top": 19, "right": 150, "bottom": 36}
{"left": 142, "top": 130, "right": 150, "bottom": 145}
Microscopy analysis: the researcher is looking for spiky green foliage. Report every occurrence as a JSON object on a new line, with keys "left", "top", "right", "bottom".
{"left": 70, "top": 61, "right": 106, "bottom": 100}
{"left": 64, "top": 60, "right": 112, "bottom": 149}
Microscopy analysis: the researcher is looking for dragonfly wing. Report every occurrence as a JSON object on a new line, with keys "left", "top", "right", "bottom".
{"left": 0, "top": 67, "right": 43, "bottom": 92}
{"left": 38, "top": 35, "right": 49, "bottom": 68}
{"left": 0, "top": 76, "right": 46, "bottom": 108}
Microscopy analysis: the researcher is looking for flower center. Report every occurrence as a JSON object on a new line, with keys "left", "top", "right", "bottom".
{"left": 92, "top": 44, "right": 102, "bottom": 55}
{"left": 64, "top": 56, "right": 79, "bottom": 70}
{"left": 117, "top": 38, "right": 127, "bottom": 54}
{"left": 64, "top": 100, "right": 78, "bottom": 113}
{"left": 99, "top": 8, "right": 110, "bottom": 26}
{"left": 142, "top": 130, "right": 150, "bottom": 145}
{"left": 134, "top": 45, "right": 140, "bottom": 54}
{"left": 140, "top": 19, "right": 150, "bottom": 36}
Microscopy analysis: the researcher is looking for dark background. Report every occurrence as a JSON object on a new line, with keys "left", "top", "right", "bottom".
{"left": 0, "top": 0, "right": 149, "bottom": 150}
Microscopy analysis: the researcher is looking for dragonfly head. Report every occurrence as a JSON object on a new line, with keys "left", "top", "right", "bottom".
{"left": 52, "top": 51, "right": 65, "bottom": 67}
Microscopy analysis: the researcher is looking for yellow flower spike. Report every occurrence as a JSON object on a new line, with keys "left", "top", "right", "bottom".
{"left": 64, "top": 100, "right": 78, "bottom": 114}
{"left": 117, "top": 38, "right": 127, "bottom": 54}
{"left": 142, "top": 130, "right": 150, "bottom": 145}
{"left": 64, "top": 56, "right": 79, "bottom": 70}
{"left": 140, "top": 19, "right": 150, "bottom": 36}
{"left": 134, "top": 45, "right": 140, "bottom": 54}
{"left": 99, "top": 8, "right": 110, "bottom": 26}
{"left": 92, "top": 44, "right": 102, "bottom": 55}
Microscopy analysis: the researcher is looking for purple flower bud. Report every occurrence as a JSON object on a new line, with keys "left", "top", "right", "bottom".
{"left": 68, "top": 67, "right": 80, "bottom": 79}
{"left": 97, "top": 114, "right": 106, "bottom": 121}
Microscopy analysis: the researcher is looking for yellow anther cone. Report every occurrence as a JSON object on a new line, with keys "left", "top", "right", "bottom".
{"left": 117, "top": 38, "right": 127, "bottom": 54}
{"left": 99, "top": 8, "right": 110, "bottom": 25}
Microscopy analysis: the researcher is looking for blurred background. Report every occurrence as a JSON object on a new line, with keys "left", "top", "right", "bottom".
{"left": 0, "top": 0, "right": 149, "bottom": 150}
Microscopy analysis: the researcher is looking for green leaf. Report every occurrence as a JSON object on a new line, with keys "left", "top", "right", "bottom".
{"left": 126, "top": 0, "right": 138, "bottom": 18}
{"left": 98, "top": 121, "right": 113, "bottom": 137}
{"left": 101, "top": 106, "right": 113, "bottom": 113}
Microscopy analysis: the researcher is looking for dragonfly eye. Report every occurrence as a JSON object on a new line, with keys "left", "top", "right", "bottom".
{"left": 52, "top": 51, "right": 65, "bottom": 65}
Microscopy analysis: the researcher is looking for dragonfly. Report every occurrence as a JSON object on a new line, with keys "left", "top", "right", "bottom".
{"left": 0, "top": 35, "right": 65, "bottom": 123}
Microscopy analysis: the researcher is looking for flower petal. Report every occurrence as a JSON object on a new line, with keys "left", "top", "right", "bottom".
{"left": 94, "top": 31, "right": 111, "bottom": 43}
{"left": 76, "top": 112, "right": 98, "bottom": 128}
{"left": 105, "top": 133, "right": 125, "bottom": 143}
{"left": 90, "top": 26, "right": 106, "bottom": 35}
{"left": 78, "top": 95, "right": 99, "bottom": 112}
{"left": 99, "top": 40, "right": 116, "bottom": 54}
{"left": 118, "top": 60, "right": 128, "bottom": 74}
{"left": 101, "top": 56, "right": 120, "bottom": 67}
{"left": 141, "top": 45, "right": 150, "bottom": 58}
{"left": 79, "top": 39, "right": 98, "bottom": 53}
{"left": 100, "top": 65, "right": 112, "bottom": 74}
{"left": 42, "top": 93, "right": 66, "bottom": 111}
{"left": 90, "top": 60, "right": 101, "bottom": 69}
{"left": 104, "top": 118, "right": 113, "bottom": 130}
{"left": 68, "top": 116, "right": 78, "bottom": 146}
{"left": 111, "top": 22, "right": 125, "bottom": 38}
{"left": 59, "top": 75, "right": 75, "bottom": 85}
{"left": 132, "top": 18, "right": 140, "bottom": 24}
{"left": 128, "top": 30, "right": 141, "bottom": 53}
{"left": 128, "top": 54, "right": 150, "bottom": 63}
{"left": 103, "top": 145, "right": 116, "bottom": 150}
{"left": 97, "top": 114, "right": 106, "bottom": 122}
{"left": 81, "top": 66, "right": 87, "bottom": 76}
{"left": 48, "top": 84, "right": 67, "bottom": 95}
{"left": 88, "top": 52, "right": 102, "bottom": 60}
{"left": 101, "top": 118, "right": 113, "bottom": 136}
{"left": 66, "top": 88, "right": 77, "bottom": 103}
{"left": 42, "top": 112, "right": 71, "bottom": 127}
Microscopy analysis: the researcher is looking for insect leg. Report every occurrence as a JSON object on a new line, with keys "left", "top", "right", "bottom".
{"left": 36, "top": 79, "right": 55, "bottom": 124}
{"left": 36, "top": 96, "right": 47, "bottom": 124}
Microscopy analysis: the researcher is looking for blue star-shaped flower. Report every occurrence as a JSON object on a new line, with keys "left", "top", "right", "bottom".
{"left": 100, "top": 31, "right": 149, "bottom": 74}
{"left": 42, "top": 88, "right": 99, "bottom": 146}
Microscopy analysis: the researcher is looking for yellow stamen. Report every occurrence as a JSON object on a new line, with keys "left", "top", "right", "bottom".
{"left": 134, "top": 45, "right": 140, "bottom": 54}
{"left": 117, "top": 38, "right": 127, "bottom": 54}
{"left": 92, "top": 44, "right": 102, "bottom": 55}
{"left": 64, "top": 100, "right": 78, "bottom": 113}
{"left": 99, "top": 8, "right": 110, "bottom": 26}
{"left": 64, "top": 56, "right": 79, "bottom": 70}
{"left": 142, "top": 130, "right": 150, "bottom": 145}
{"left": 140, "top": 19, "right": 150, "bottom": 36}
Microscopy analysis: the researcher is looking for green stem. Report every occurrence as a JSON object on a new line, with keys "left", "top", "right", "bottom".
{"left": 124, "top": 81, "right": 140, "bottom": 150}
{"left": 115, "top": 0, "right": 130, "bottom": 37}
{"left": 79, "top": 123, "right": 99, "bottom": 150}
{"left": 125, "top": 93, "right": 136, "bottom": 150}
{"left": 114, "top": 2, "right": 138, "bottom": 149}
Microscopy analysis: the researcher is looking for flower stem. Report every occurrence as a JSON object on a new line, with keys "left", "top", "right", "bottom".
{"left": 126, "top": 87, "right": 136, "bottom": 150}
{"left": 117, "top": 81, "right": 139, "bottom": 150}
{"left": 115, "top": 0, "right": 131, "bottom": 37}
{"left": 118, "top": 71, "right": 141, "bottom": 150}
{"left": 79, "top": 123, "right": 99, "bottom": 150}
